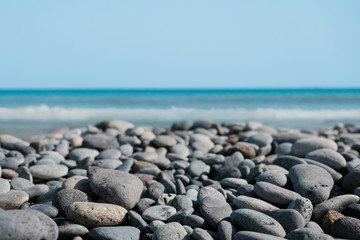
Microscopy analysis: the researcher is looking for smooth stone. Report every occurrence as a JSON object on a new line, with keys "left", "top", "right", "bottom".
{"left": 342, "top": 203, "right": 360, "bottom": 219}
{"left": 1, "top": 168, "right": 19, "bottom": 179}
{"left": 0, "top": 178, "right": 10, "bottom": 194}
{"left": 170, "top": 144, "right": 190, "bottom": 158}
{"left": 232, "top": 195, "right": 279, "bottom": 214}
{"left": 132, "top": 152, "right": 158, "bottom": 162}
{"left": 200, "top": 196, "right": 232, "bottom": 228}
{"left": 197, "top": 186, "right": 225, "bottom": 203}
{"left": 256, "top": 170, "right": 287, "bottom": 187}
{"left": 98, "top": 149, "right": 121, "bottom": 159}
{"left": 232, "top": 142, "right": 257, "bottom": 159}
{"left": 67, "top": 169, "right": 87, "bottom": 177}
{"left": 187, "top": 160, "right": 210, "bottom": 177}
{"left": 118, "top": 135, "right": 141, "bottom": 146}
{"left": 0, "top": 190, "right": 29, "bottom": 209}
{"left": 152, "top": 222, "right": 188, "bottom": 240}
{"left": 36, "top": 188, "right": 60, "bottom": 205}
{"left": 230, "top": 209, "right": 286, "bottom": 237}
{"left": 287, "top": 197, "right": 313, "bottom": 224}
{"left": 304, "top": 159, "right": 343, "bottom": 184}
{"left": 342, "top": 165, "right": 360, "bottom": 193}
{"left": 152, "top": 135, "right": 177, "bottom": 148}
{"left": 83, "top": 134, "right": 120, "bottom": 150}
{"left": 275, "top": 142, "right": 292, "bottom": 155}
{"left": 29, "top": 204, "right": 58, "bottom": 218}
{"left": 149, "top": 220, "right": 165, "bottom": 232}
{"left": 128, "top": 210, "right": 149, "bottom": 233}
{"left": 348, "top": 158, "right": 360, "bottom": 172}
{"left": 192, "top": 228, "right": 215, "bottom": 240}
{"left": 306, "top": 149, "right": 346, "bottom": 170}
{"left": 99, "top": 120, "right": 134, "bottom": 132}
{"left": 119, "top": 144, "right": 133, "bottom": 156}
{"left": 61, "top": 176, "right": 95, "bottom": 198}
{"left": 269, "top": 209, "right": 305, "bottom": 233}
{"left": 68, "top": 148, "right": 99, "bottom": 161}
{"left": 10, "top": 177, "right": 34, "bottom": 190}
{"left": 246, "top": 164, "right": 288, "bottom": 184}
{"left": 0, "top": 157, "right": 19, "bottom": 170}
{"left": 29, "top": 164, "right": 68, "bottom": 180}
{"left": 23, "top": 184, "right": 49, "bottom": 199}
{"left": 53, "top": 189, "right": 89, "bottom": 216}
{"left": 222, "top": 152, "right": 244, "bottom": 168}
{"left": 88, "top": 226, "right": 140, "bottom": 240}
{"left": 203, "top": 155, "right": 225, "bottom": 165}
{"left": 237, "top": 184, "right": 256, "bottom": 197}
{"left": 145, "top": 182, "right": 165, "bottom": 200}
{"left": 172, "top": 195, "right": 193, "bottom": 210}
{"left": 218, "top": 220, "right": 236, "bottom": 240}
{"left": 58, "top": 224, "right": 89, "bottom": 239}
{"left": 220, "top": 178, "right": 247, "bottom": 189}
{"left": 289, "top": 164, "right": 334, "bottom": 204}
{"left": 248, "top": 133, "right": 273, "bottom": 147}
{"left": 17, "top": 166, "right": 33, "bottom": 182}
{"left": 0, "top": 209, "right": 58, "bottom": 240}
{"left": 287, "top": 228, "right": 334, "bottom": 240}
{"left": 291, "top": 137, "right": 337, "bottom": 157}
{"left": 183, "top": 215, "right": 207, "bottom": 228}
{"left": 330, "top": 216, "right": 360, "bottom": 239}
{"left": 40, "top": 151, "right": 65, "bottom": 164}
{"left": 94, "top": 159, "right": 122, "bottom": 169}
{"left": 305, "top": 221, "right": 324, "bottom": 233}
{"left": 213, "top": 167, "right": 240, "bottom": 181}
{"left": 254, "top": 182, "right": 302, "bottom": 207}
{"left": 233, "top": 231, "right": 286, "bottom": 240}
{"left": 321, "top": 210, "right": 344, "bottom": 233}
{"left": 312, "top": 194, "right": 359, "bottom": 222}
{"left": 272, "top": 156, "right": 307, "bottom": 170}
{"left": 65, "top": 202, "right": 127, "bottom": 227}
{"left": 142, "top": 205, "right": 177, "bottom": 221}
{"left": 88, "top": 167, "right": 143, "bottom": 210}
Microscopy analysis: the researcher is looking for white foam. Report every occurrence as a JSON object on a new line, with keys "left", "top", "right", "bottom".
{"left": 0, "top": 105, "right": 360, "bottom": 123}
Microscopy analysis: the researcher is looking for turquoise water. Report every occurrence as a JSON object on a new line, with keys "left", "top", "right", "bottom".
{"left": 1, "top": 89, "right": 359, "bottom": 137}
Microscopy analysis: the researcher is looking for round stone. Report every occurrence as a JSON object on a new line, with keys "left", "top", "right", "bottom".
{"left": 97, "top": 149, "right": 121, "bottom": 159}
{"left": 269, "top": 209, "right": 305, "bottom": 233}
{"left": 306, "top": 149, "right": 346, "bottom": 170}
{"left": 291, "top": 137, "right": 337, "bottom": 157}
{"left": 256, "top": 170, "right": 287, "bottom": 187}
{"left": 142, "top": 205, "right": 177, "bottom": 221}
{"left": 29, "top": 204, "right": 58, "bottom": 218}
{"left": 0, "top": 190, "right": 29, "bottom": 210}
{"left": 200, "top": 196, "right": 232, "bottom": 228}
{"left": 248, "top": 133, "right": 273, "bottom": 147}
{"left": 152, "top": 135, "right": 177, "bottom": 148}
{"left": 83, "top": 134, "right": 120, "bottom": 150}
{"left": 29, "top": 164, "right": 68, "bottom": 180}
{"left": 187, "top": 160, "right": 210, "bottom": 177}
{"left": 287, "top": 197, "right": 313, "bottom": 224}
{"left": 10, "top": 177, "right": 34, "bottom": 190}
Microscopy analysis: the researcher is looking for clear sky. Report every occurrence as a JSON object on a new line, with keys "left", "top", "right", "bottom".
{"left": 0, "top": 1, "right": 359, "bottom": 89}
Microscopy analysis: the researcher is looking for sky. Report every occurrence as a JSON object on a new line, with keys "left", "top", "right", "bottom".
{"left": 0, "top": 1, "right": 359, "bottom": 89}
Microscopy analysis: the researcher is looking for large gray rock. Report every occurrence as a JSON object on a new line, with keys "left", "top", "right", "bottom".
{"left": 291, "top": 137, "right": 337, "bottom": 157}
{"left": 88, "top": 167, "right": 143, "bottom": 209}
{"left": 306, "top": 149, "right": 346, "bottom": 170}
{"left": 0, "top": 209, "right": 58, "bottom": 240}
{"left": 289, "top": 164, "right": 334, "bottom": 204}
{"left": 230, "top": 209, "right": 286, "bottom": 237}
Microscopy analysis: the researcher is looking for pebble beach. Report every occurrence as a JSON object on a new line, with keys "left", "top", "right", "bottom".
{"left": 1, "top": 119, "right": 360, "bottom": 240}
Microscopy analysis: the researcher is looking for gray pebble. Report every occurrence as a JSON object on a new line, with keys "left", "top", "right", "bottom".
{"left": 269, "top": 209, "right": 305, "bottom": 233}
{"left": 88, "top": 226, "right": 140, "bottom": 240}
{"left": 142, "top": 205, "right": 177, "bottom": 221}
{"left": 306, "top": 149, "right": 346, "bottom": 170}
{"left": 291, "top": 137, "right": 337, "bottom": 157}
{"left": 287, "top": 197, "right": 313, "bottom": 224}
{"left": 29, "top": 204, "right": 58, "bottom": 218}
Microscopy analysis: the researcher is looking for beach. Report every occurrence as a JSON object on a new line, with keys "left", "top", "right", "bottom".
{"left": 1, "top": 119, "right": 360, "bottom": 239}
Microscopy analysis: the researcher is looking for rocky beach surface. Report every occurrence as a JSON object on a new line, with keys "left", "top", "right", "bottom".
{"left": 1, "top": 120, "right": 360, "bottom": 239}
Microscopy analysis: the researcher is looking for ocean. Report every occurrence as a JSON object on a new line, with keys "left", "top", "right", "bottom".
{"left": 1, "top": 89, "right": 360, "bottom": 137}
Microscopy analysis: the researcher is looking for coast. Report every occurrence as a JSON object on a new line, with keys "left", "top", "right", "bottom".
{"left": 0, "top": 119, "right": 360, "bottom": 239}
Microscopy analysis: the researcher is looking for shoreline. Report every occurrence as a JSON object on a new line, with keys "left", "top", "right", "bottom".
{"left": 0, "top": 120, "right": 360, "bottom": 239}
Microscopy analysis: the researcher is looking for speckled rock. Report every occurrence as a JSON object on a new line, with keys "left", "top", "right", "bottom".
{"left": 287, "top": 197, "right": 313, "bottom": 224}
{"left": 142, "top": 205, "right": 177, "bottom": 221}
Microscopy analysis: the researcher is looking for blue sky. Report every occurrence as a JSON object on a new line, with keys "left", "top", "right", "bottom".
{"left": 0, "top": 1, "right": 359, "bottom": 89}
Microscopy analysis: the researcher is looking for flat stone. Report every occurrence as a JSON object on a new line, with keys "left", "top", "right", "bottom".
{"left": 10, "top": 177, "right": 34, "bottom": 190}
{"left": 256, "top": 170, "right": 287, "bottom": 187}
{"left": 306, "top": 149, "right": 346, "bottom": 170}
{"left": 69, "top": 148, "right": 99, "bottom": 161}
{"left": 152, "top": 222, "right": 188, "bottom": 240}
{"left": 233, "top": 195, "right": 279, "bottom": 214}
{"left": 312, "top": 194, "right": 359, "bottom": 222}
{"left": 187, "top": 160, "right": 210, "bottom": 177}
{"left": 183, "top": 215, "right": 207, "bottom": 229}
{"left": 330, "top": 216, "right": 360, "bottom": 239}
{"left": 88, "top": 167, "right": 143, "bottom": 210}
{"left": 94, "top": 159, "right": 122, "bottom": 169}
{"left": 65, "top": 202, "right": 127, "bottom": 227}
{"left": 142, "top": 205, "right": 177, "bottom": 221}
{"left": 287, "top": 197, "right": 313, "bottom": 224}
{"left": 152, "top": 135, "right": 177, "bottom": 148}
{"left": 132, "top": 152, "right": 158, "bottom": 162}
{"left": 0, "top": 209, "right": 58, "bottom": 240}
{"left": 269, "top": 209, "right": 305, "bottom": 233}
{"left": 29, "top": 164, "right": 68, "bottom": 180}
{"left": 170, "top": 144, "right": 190, "bottom": 158}
{"left": 254, "top": 182, "right": 302, "bottom": 208}
{"left": 97, "top": 149, "right": 121, "bottom": 159}
{"left": 83, "top": 134, "right": 120, "bottom": 150}
{"left": 0, "top": 190, "right": 29, "bottom": 209}
{"left": 230, "top": 209, "right": 286, "bottom": 237}
{"left": 272, "top": 156, "right": 307, "bottom": 170}
{"left": 58, "top": 224, "right": 89, "bottom": 239}
{"left": 29, "top": 204, "right": 58, "bottom": 218}
{"left": 23, "top": 184, "right": 49, "bottom": 199}
{"left": 248, "top": 133, "right": 273, "bottom": 147}
{"left": 289, "top": 164, "right": 334, "bottom": 204}
{"left": 220, "top": 178, "right": 247, "bottom": 189}
{"left": 88, "top": 226, "right": 140, "bottom": 240}
{"left": 200, "top": 196, "right": 232, "bottom": 228}
{"left": 275, "top": 142, "right": 292, "bottom": 155}
{"left": 291, "top": 137, "right": 337, "bottom": 157}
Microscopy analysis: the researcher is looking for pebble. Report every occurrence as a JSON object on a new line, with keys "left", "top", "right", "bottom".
{"left": 230, "top": 209, "right": 286, "bottom": 237}
{"left": 152, "top": 222, "right": 188, "bottom": 240}
{"left": 68, "top": 148, "right": 99, "bottom": 161}
{"left": 65, "top": 202, "right": 127, "bottom": 227}
{"left": 272, "top": 155, "right": 307, "bottom": 170}
{"left": 291, "top": 137, "right": 337, "bottom": 157}
{"left": 23, "top": 184, "right": 49, "bottom": 199}
{"left": 187, "top": 160, "right": 210, "bottom": 177}
{"left": 342, "top": 165, "right": 360, "bottom": 193}
{"left": 220, "top": 177, "right": 247, "bottom": 189}
{"left": 233, "top": 231, "right": 286, "bottom": 240}
{"left": 287, "top": 197, "right": 313, "bottom": 224}
{"left": 88, "top": 167, "right": 143, "bottom": 209}
{"left": 29, "top": 203, "right": 58, "bottom": 218}
{"left": 0, "top": 190, "right": 29, "bottom": 209}
{"left": 88, "top": 226, "right": 140, "bottom": 240}
{"left": 10, "top": 177, "right": 34, "bottom": 190}
{"left": 269, "top": 209, "right": 305, "bottom": 233}
{"left": 287, "top": 228, "right": 334, "bottom": 240}
{"left": 29, "top": 164, "right": 68, "bottom": 180}
{"left": 289, "top": 164, "right": 334, "bottom": 204}
{"left": 0, "top": 209, "right": 58, "bottom": 240}
{"left": 275, "top": 142, "right": 292, "bottom": 155}
{"left": 83, "top": 133, "right": 120, "bottom": 150}
{"left": 330, "top": 216, "right": 360, "bottom": 239}
{"left": 248, "top": 133, "right": 273, "bottom": 147}
{"left": 183, "top": 215, "right": 207, "bottom": 228}
{"left": 232, "top": 195, "right": 278, "bottom": 214}
{"left": 306, "top": 149, "right": 347, "bottom": 170}
{"left": 321, "top": 210, "right": 344, "bottom": 233}
{"left": 200, "top": 196, "right": 232, "bottom": 228}
{"left": 256, "top": 170, "right": 287, "bottom": 187}
{"left": 53, "top": 188, "right": 89, "bottom": 216}
{"left": 0, "top": 178, "right": 10, "bottom": 194}
{"left": 152, "top": 135, "right": 177, "bottom": 148}
{"left": 142, "top": 205, "right": 177, "bottom": 221}
{"left": 58, "top": 224, "right": 89, "bottom": 239}
{"left": 97, "top": 149, "right": 121, "bottom": 159}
